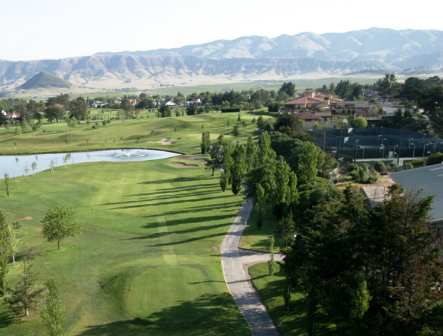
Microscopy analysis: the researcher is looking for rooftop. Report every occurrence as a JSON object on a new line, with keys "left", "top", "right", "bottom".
{"left": 390, "top": 164, "right": 443, "bottom": 223}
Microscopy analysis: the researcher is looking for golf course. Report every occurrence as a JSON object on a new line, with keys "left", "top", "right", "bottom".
{"left": 0, "top": 110, "right": 260, "bottom": 335}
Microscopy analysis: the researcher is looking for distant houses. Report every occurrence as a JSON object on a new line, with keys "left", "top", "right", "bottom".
{"left": 284, "top": 89, "right": 374, "bottom": 114}
{"left": 1, "top": 110, "right": 20, "bottom": 119}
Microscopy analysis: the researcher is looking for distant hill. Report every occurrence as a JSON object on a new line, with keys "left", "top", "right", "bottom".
{"left": 96, "top": 28, "right": 443, "bottom": 66}
{"left": 17, "top": 71, "right": 71, "bottom": 89}
{"left": 1, "top": 28, "right": 442, "bottom": 90}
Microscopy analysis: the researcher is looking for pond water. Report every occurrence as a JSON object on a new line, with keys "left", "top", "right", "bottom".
{"left": 0, "top": 149, "right": 181, "bottom": 178}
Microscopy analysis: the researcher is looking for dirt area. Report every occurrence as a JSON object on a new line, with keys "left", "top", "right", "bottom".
{"left": 335, "top": 175, "right": 395, "bottom": 190}
{"left": 168, "top": 162, "right": 198, "bottom": 168}
{"left": 148, "top": 137, "right": 181, "bottom": 145}
{"left": 175, "top": 155, "right": 206, "bottom": 162}
{"left": 19, "top": 216, "right": 33, "bottom": 220}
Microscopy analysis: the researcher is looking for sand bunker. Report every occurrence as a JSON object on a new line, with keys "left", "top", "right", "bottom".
{"left": 169, "top": 162, "right": 198, "bottom": 168}
{"left": 148, "top": 138, "right": 181, "bottom": 145}
{"left": 175, "top": 156, "right": 206, "bottom": 162}
{"left": 20, "top": 216, "right": 33, "bottom": 220}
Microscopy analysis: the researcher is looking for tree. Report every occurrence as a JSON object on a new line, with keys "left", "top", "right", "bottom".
{"left": 230, "top": 144, "right": 247, "bottom": 195}
{"left": 353, "top": 116, "right": 368, "bottom": 128}
{"left": 32, "top": 162, "right": 37, "bottom": 174}
{"left": 41, "top": 206, "right": 81, "bottom": 250}
{"left": 50, "top": 160, "right": 55, "bottom": 173}
{"left": 283, "top": 185, "right": 443, "bottom": 335}
{"left": 268, "top": 236, "right": 275, "bottom": 275}
{"left": 7, "top": 223, "right": 19, "bottom": 266}
{"left": 276, "top": 209, "right": 295, "bottom": 247}
{"left": 255, "top": 183, "right": 265, "bottom": 229}
{"left": 278, "top": 82, "right": 296, "bottom": 97}
{"left": 4, "top": 173, "right": 10, "bottom": 197}
{"left": 232, "top": 125, "right": 240, "bottom": 138}
{"left": 186, "top": 104, "right": 197, "bottom": 115}
{"left": 5, "top": 247, "right": 43, "bottom": 316}
{"left": 69, "top": 97, "right": 88, "bottom": 121}
{"left": 121, "top": 96, "right": 134, "bottom": 119}
{"left": 205, "top": 143, "right": 223, "bottom": 176}
{"left": 40, "top": 277, "right": 66, "bottom": 336}
{"left": 158, "top": 104, "right": 171, "bottom": 118}
{"left": 63, "top": 153, "right": 71, "bottom": 169}
{"left": 256, "top": 115, "right": 266, "bottom": 130}
{"left": 45, "top": 104, "right": 66, "bottom": 123}
{"left": 200, "top": 132, "right": 210, "bottom": 154}
{"left": 0, "top": 211, "right": 10, "bottom": 296}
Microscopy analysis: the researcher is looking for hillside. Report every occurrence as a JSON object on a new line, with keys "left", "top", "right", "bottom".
{"left": 1, "top": 28, "right": 443, "bottom": 91}
{"left": 17, "top": 71, "right": 71, "bottom": 89}
{"left": 0, "top": 55, "right": 398, "bottom": 91}
{"left": 96, "top": 28, "right": 443, "bottom": 66}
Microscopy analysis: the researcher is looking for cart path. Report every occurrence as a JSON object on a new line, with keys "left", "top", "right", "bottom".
{"left": 221, "top": 198, "right": 281, "bottom": 336}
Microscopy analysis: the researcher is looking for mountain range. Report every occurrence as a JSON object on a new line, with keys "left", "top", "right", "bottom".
{"left": 2, "top": 28, "right": 443, "bottom": 91}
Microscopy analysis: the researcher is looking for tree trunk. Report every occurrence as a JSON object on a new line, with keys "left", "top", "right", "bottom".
{"left": 58, "top": 240, "right": 60, "bottom": 250}
{"left": 12, "top": 253, "right": 15, "bottom": 266}
{"left": 25, "top": 307, "right": 29, "bottom": 316}
{"left": 212, "top": 167, "right": 215, "bottom": 176}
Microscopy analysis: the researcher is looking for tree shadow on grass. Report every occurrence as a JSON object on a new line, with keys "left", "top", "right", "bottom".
{"left": 138, "top": 176, "right": 212, "bottom": 185}
{"left": 99, "top": 189, "right": 218, "bottom": 207}
{"left": 0, "top": 310, "right": 20, "bottom": 329}
{"left": 142, "top": 213, "right": 234, "bottom": 229}
{"left": 77, "top": 293, "right": 249, "bottom": 336}
{"left": 107, "top": 195, "right": 233, "bottom": 210}
{"left": 127, "top": 222, "right": 227, "bottom": 240}
{"left": 140, "top": 201, "right": 241, "bottom": 219}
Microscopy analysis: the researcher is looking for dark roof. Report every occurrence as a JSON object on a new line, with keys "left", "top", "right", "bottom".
{"left": 390, "top": 164, "right": 443, "bottom": 222}
{"left": 297, "top": 112, "right": 319, "bottom": 120}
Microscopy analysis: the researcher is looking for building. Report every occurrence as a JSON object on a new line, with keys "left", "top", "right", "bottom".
{"left": 390, "top": 165, "right": 443, "bottom": 232}
{"left": 283, "top": 90, "right": 342, "bottom": 111}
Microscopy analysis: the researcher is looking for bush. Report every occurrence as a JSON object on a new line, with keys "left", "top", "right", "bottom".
{"left": 410, "top": 159, "right": 426, "bottom": 167}
{"left": 404, "top": 162, "right": 413, "bottom": 170}
{"left": 427, "top": 152, "right": 443, "bottom": 166}
{"left": 374, "top": 161, "right": 386, "bottom": 174}
{"left": 347, "top": 163, "right": 359, "bottom": 173}
{"left": 221, "top": 108, "right": 241, "bottom": 113}
{"left": 388, "top": 162, "right": 399, "bottom": 172}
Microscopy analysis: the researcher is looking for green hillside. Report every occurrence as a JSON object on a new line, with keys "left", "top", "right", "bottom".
{"left": 18, "top": 71, "right": 71, "bottom": 89}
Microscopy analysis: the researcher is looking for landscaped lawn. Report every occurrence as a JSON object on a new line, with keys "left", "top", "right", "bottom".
{"left": 0, "top": 112, "right": 256, "bottom": 335}
{"left": 250, "top": 263, "right": 340, "bottom": 335}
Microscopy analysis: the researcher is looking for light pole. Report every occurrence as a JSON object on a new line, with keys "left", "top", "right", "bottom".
{"left": 411, "top": 143, "right": 415, "bottom": 158}
{"left": 354, "top": 140, "right": 359, "bottom": 164}
{"left": 424, "top": 143, "right": 430, "bottom": 157}
{"left": 394, "top": 145, "right": 399, "bottom": 165}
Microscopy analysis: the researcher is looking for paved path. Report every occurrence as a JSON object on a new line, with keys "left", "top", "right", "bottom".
{"left": 221, "top": 198, "right": 281, "bottom": 336}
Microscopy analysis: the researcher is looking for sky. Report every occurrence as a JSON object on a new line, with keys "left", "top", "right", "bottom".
{"left": 2, "top": 0, "right": 443, "bottom": 61}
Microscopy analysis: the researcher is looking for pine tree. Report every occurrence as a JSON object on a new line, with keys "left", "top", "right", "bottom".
{"left": 5, "top": 247, "right": 43, "bottom": 316}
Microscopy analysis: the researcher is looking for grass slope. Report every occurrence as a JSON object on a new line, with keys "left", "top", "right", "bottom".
{"left": 250, "top": 263, "right": 340, "bottom": 335}
{"left": 0, "top": 111, "right": 257, "bottom": 335}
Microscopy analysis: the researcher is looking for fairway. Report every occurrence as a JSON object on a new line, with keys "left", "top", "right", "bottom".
{"left": 0, "top": 112, "right": 255, "bottom": 335}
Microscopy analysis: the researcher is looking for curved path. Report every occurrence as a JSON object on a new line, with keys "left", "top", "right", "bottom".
{"left": 221, "top": 198, "right": 281, "bottom": 336}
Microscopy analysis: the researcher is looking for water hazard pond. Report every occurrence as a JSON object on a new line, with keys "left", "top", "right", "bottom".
{"left": 0, "top": 149, "right": 181, "bottom": 178}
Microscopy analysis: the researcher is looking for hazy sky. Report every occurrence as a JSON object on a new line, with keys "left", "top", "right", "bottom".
{"left": 2, "top": 0, "right": 443, "bottom": 61}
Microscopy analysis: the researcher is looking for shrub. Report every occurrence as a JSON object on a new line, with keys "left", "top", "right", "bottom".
{"left": 374, "top": 161, "right": 386, "bottom": 174}
{"left": 221, "top": 108, "right": 241, "bottom": 113}
{"left": 427, "top": 152, "right": 443, "bottom": 166}
{"left": 388, "top": 162, "right": 399, "bottom": 172}
{"left": 404, "top": 162, "right": 413, "bottom": 170}
{"left": 410, "top": 159, "right": 426, "bottom": 167}
{"left": 347, "top": 163, "right": 359, "bottom": 172}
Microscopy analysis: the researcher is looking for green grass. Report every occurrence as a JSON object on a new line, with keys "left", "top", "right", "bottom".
{"left": 250, "top": 263, "right": 340, "bottom": 335}
{"left": 240, "top": 204, "right": 284, "bottom": 251}
{"left": 0, "top": 111, "right": 258, "bottom": 335}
